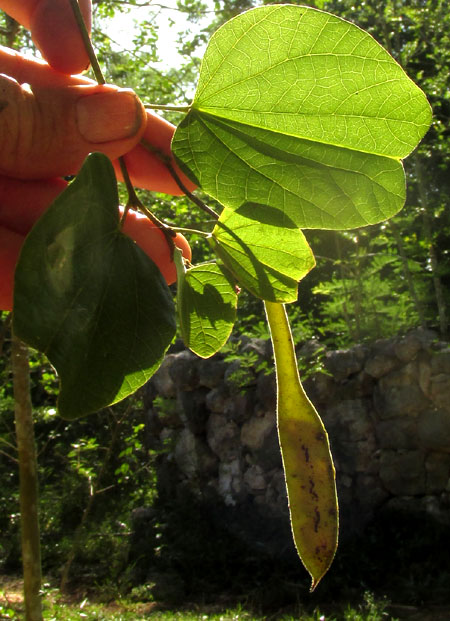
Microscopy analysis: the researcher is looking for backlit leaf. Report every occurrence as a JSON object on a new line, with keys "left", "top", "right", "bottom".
{"left": 13, "top": 153, "right": 176, "bottom": 419}
{"left": 210, "top": 203, "right": 315, "bottom": 302}
{"left": 173, "top": 5, "right": 431, "bottom": 230}
{"left": 178, "top": 262, "right": 237, "bottom": 358}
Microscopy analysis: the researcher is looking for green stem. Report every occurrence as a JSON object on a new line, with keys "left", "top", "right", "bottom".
{"left": 118, "top": 157, "right": 141, "bottom": 210}
{"left": 118, "top": 157, "right": 177, "bottom": 256}
{"left": 145, "top": 104, "right": 191, "bottom": 113}
{"left": 140, "top": 138, "right": 219, "bottom": 220}
{"left": 171, "top": 226, "right": 210, "bottom": 237}
{"left": 68, "top": 0, "right": 105, "bottom": 84}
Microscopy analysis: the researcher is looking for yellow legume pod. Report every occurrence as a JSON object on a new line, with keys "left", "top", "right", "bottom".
{"left": 265, "top": 301, "right": 338, "bottom": 590}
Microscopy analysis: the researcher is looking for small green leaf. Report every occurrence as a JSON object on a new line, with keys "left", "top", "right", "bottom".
{"left": 210, "top": 203, "right": 315, "bottom": 302}
{"left": 173, "top": 5, "right": 432, "bottom": 231}
{"left": 265, "top": 301, "right": 338, "bottom": 590}
{"left": 178, "top": 262, "right": 237, "bottom": 358}
{"left": 13, "top": 153, "right": 176, "bottom": 419}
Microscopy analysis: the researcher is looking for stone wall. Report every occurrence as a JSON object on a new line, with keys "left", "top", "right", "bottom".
{"left": 143, "top": 328, "right": 450, "bottom": 555}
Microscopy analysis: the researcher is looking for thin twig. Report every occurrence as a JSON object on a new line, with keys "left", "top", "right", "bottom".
{"left": 140, "top": 138, "right": 219, "bottom": 220}
{"left": 118, "top": 157, "right": 141, "bottom": 209}
{"left": 144, "top": 104, "right": 191, "bottom": 112}
{"left": 171, "top": 226, "right": 210, "bottom": 237}
{"left": 0, "top": 436, "right": 18, "bottom": 452}
{"left": 68, "top": 0, "right": 106, "bottom": 84}
{"left": 0, "top": 449, "right": 18, "bottom": 464}
{"left": 118, "top": 157, "right": 177, "bottom": 255}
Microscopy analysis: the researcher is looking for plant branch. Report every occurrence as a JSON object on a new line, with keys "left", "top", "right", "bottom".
{"left": 118, "top": 157, "right": 177, "bottom": 254}
{"left": 140, "top": 138, "right": 219, "bottom": 220}
{"left": 0, "top": 436, "right": 17, "bottom": 452}
{"left": 144, "top": 104, "right": 191, "bottom": 112}
{"left": 0, "top": 449, "right": 18, "bottom": 464}
{"left": 69, "top": 0, "right": 106, "bottom": 84}
{"left": 171, "top": 226, "right": 210, "bottom": 237}
{"left": 118, "top": 157, "right": 141, "bottom": 210}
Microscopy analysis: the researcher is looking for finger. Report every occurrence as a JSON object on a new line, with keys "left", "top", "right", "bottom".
{"left": 0, "top": 0, "right": 41, "bottom": 28}
{"left": 0, "top": 76, "right": 147, "bottom": 179}
{"left": 0, "top": 0, "right": 92, "bottom": 74}
{"left": 114, "top": 111, "right": 197, "bottom": 195}
{"left": 0, "top": 176, "right": 67, "bottom": 235}
{"left": 0, "top": 48, "right": 195, "bottom": 195}
{"left": 0, "top": 45, "right": 93, "bottom": 88}
{"left": 0, "top": 225, "right": 22, "bottom": 311}
{"left": 0, "top": 174, "right": 67, "bottom": 311}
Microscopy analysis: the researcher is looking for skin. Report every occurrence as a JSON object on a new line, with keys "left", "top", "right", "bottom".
{"left": 121, "top": 210, "right": 191, "bottom": 285}
{"left": 0, "top": 0, "right": 195, "bottom": 311}
{"left": 1, "top": 0, "right": 92, "bottom": 74}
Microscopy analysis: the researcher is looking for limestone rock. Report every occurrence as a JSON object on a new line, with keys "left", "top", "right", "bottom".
{"left": 244, "top": 465, "right": 267, "bottom": 491}
{"left": 379, "top": 450, "right": 426, "bottom": 495}
{"left": 374, "top": 362, "right": 429, "bottom": 419}
{"left": 425, "top": 452, "right": 450, "bottom": 493}
{"left": 169, "top": 350, "right": 199, "bottom": 391}
{"left": 431, "top": 350, "right": 450, "bottom": 376}
{"left": 175, "top": 429, "right": 217, "bottom": 479}
{"left": 177, "top": 389, "right": 208, "bottom": 434}
{"left": 377, "top": 418, "right": 418, "bottom": 450}
{"left": 241, "top": 411, "right": 276, "bottom": 452}
{"left": 218, "top": 459, "right": 243, "bottom": 505}
{"left": 430, "top": 373, "right": 450, "bottom": 411}
{"left": 365, "top": 354, "right": 399, "bottom": 379}
{"left": 324, "top": 346, "right": 367, "bottom": 381}
{"left": 151, "top": 354, "right": 177, "bottom": 398}
{"left": 207, "top": 413, "right": 240, "bottom": 462}
{"left": 418, "top": 409, "right": 450, "bottom": 451}
{"left": 394, "top": 333, "right": 423, "bottom": 362}
{"left": 256, "top": 371, "right": 277, "bottom": 411}
{"left": 198, "top": 358, "right": 227, "bottom": 388}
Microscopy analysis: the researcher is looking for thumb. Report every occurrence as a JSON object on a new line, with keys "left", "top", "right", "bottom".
{"left": 0, "top": 76, "right": 147, "bottom": 179}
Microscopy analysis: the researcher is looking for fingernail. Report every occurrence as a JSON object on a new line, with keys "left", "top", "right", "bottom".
{"left": 76, "top": 90, "right": 141, "bottom": 143}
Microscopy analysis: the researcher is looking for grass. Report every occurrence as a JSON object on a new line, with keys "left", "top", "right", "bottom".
{"left": 0, "top": 578, "right": 396, "bottom": 620}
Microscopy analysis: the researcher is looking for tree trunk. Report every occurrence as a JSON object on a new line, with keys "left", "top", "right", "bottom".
{"left": 12, "top": 334, "right": 43, "bottom": 621}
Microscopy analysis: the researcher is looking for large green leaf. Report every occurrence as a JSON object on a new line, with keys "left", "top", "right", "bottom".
{"left": 172, "top": 4, "right": 432, "bottom": 230}
{"left": 13, "top": 153, "right": 176, "bottom": 419}
{"left": 178, "top": 262, "right": 237, "bottom": 358}
{"left": 210, "top": 203, "right": 315, "bottom": 302}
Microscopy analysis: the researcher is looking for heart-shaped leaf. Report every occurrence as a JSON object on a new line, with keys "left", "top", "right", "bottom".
{"left": 172, "top": 5, "right": 432, "bottom": 230}
{"left": 13, "top": 153, "right": 176, "bottom": 419}
{"left": 210, "top": 203, "right": 315, "bottom": 302}
{"left": 178, "top": 262, "right": 237, "bottom": 358}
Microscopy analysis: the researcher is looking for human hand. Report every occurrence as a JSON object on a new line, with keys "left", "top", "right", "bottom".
{"left": 0, "top": 0, "right": 193, "bottom": 310}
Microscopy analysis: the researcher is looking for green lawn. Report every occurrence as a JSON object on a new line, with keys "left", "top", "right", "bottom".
{"left": 0, "top": 578, "right": 396, "bottom": 620}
